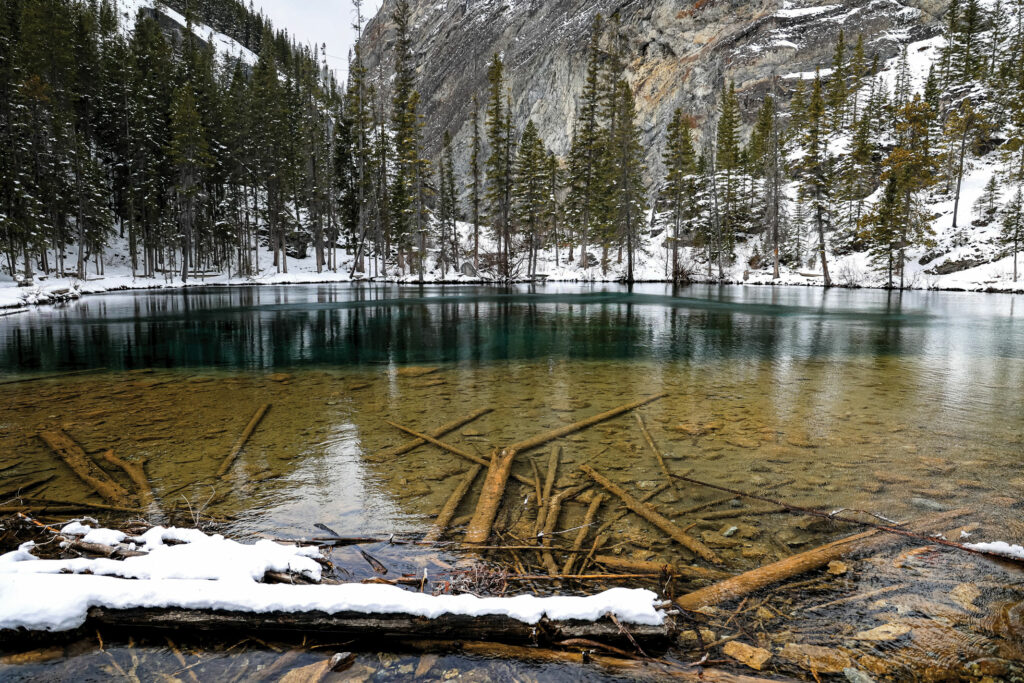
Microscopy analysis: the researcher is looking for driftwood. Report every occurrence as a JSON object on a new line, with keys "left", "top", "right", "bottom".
{"left": 562, "top": 493, "right": 605, "bottom": 575}
{"left": 539, "top": 484, "right": 589, "bottom": 575}
{"left": 424, "top": 464, "right": 482, "bottom": 543}
{"left": 593, "top": 555, "right": 733, "bottom": 581}
{"left": 78, "top": 607, "right": 671, "bottom": 645}
{"left": 580, "top": 465, "right": 721, "bottom": 564}
{"left": 38, "top": 430, "right": 135, "bottom": 506}
{"left": 534, "top": 446, "right": 561, "bottom": 535}
{"left": 100, "top": 450, "right": 154, "bottom": 507}
{"left": 373, "top": 408, "right": 492, "bottom": 459}
{"left": 675, "top": 508, "right": 971, "bottom": 610}
{"left": 217, "top": 404, "right": 271, "bottom": 478}
{"left": 11, "top": 498, "right": 142, "bottom": 512}
{"left": 465, "top": 394, "right": 667, "bottom": 545}
{"left": 635, "top": 413, "right": 672, "bottom": 482}
{"left": 384, "top": 421, "right": 532, "bottom": 486}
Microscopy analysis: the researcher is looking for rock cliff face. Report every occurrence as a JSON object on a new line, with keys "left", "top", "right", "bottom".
{"left": 361, "top": 0, "right": 946, "bottom": 181}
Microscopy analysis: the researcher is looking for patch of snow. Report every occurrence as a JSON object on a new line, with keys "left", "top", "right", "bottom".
{"left": 774, "top": 4, "right": 840, "bottom": 18}
{"left": 965, "top": 541, "right": 1024, "bottom": 560}
{"left": 81, "top": 529, "right": 127, "bottom": 547}
{"left": 0, "top": 525, "right": 664, "bottom": 633}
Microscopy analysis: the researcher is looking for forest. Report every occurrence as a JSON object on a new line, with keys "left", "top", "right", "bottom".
{"left": 1, "top": 0, "right": 1023, "bottom": 287}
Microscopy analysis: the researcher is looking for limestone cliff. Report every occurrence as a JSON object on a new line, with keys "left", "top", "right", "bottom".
{"left": 361, "top": 0, "right": 946, "bottom": 182}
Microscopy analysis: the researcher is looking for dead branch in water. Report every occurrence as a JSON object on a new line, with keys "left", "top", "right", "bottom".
{"left": 216, "top": 404, "right": 271, "bottom": 478}
{"left": 424, "top": 464, "right": 482, "bottom": 543}
{"left": 38, "top": 430, "right": 135, "bottom": 506}
{"left": 100, "top": 451, "right": 154, "bottom": 507}
{"left": 373, "top": 408, "right": 492, "bottom": 459}
{"left": 580, "top": 465, "right": 721, "bottom": 564}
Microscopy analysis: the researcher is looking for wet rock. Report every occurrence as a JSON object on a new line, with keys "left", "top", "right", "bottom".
{"left": 677, "top": 628, "right": 717, "bottom": 647}
{"left": 966, "top": 658, "right": 1011, "bottom": 678}
{"left": 395, "top": 366, "right": 439, "bottom": 378}
{"left": 858, "top": 654, "right": 894, "bottom": 676}
{"left": 723, "top": 641, "right": 772, "bottom": 670}
{"left": 786, "top": 432, "right": 817, "bottom": 448}
{"left": 911, "top": 497, "right": 949, "bottom": 511}
{"left": 267, "top": 373, "right": 292, "bottom": 382}
{"left": 701, "top": 530, "right": 740, "bottom": 548}
{"left": 949, "top": 583, "right": 982, "bottom": 613}
{"left": 827, "top": 560, "right": 848, "bottom": 575}
{"left": 843, "top": 668, "right": 878, "bottom": 683}
{"left": 780, "top": 643, "right": 854, "bottom": 673}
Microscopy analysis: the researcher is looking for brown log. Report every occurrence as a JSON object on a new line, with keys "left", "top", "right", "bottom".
{"left": 38, "top": 430, "right": 135, "bottom": 506}
{"left": 534, "top": 446, "right": 561, "bottom": 535}
{"left": 562, "top": 494, "right": 604, "bottom": 575}
{"left": 635, "top": 413, "right": 671, "bottom": 481}
{"left": 580, "top": 465, "right": 721, "bottom": 564}
{"left": 593, "top": 555, "right": 733, "bottom": 581}
{"left": 373, "top": 408, "right": 492, "bottom": 459}
{"left": 385, "top": 421, "right": 532, "bottom": 486}
{"left": 464, "top": 447, "right": 518, "bottom": 544}
{"left": 0, "top": 367, "right": 106, "bottom": 386}
{"left": 540, "top": 484, "right": 589, "bottom": 575}
{"left": 75, "top": 607, "right": 671, "bottom": 645}
{"left": 676, "top": 508, "right": 971, "bottom": 611}
{"left": 0, "top": 503, "right": 141, "bottom": 514}
{"left": 100, "top": 450, "right": 154, "bottom": 507}
{"left": 217, "top": 404, "right": 271, "bottom": 478}
{"left": 507, "top": 393, "right": 668, "bottom": 453}
{"left": 596, "top": 482, "right": 671, "bottom": 537}
{"left": 424, "top": 464, "right": 482, "bottom": 543}
{"left": 61, "top": 538, "right": 148, "bottom": 558}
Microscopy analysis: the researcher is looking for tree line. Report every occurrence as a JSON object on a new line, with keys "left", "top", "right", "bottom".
{"left": 3, "top": 0, "right": 1024, "bottom": 286}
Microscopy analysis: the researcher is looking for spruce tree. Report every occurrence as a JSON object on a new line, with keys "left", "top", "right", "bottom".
{"left": 1000, "top": 186, "right": 1024, "bottom": 280}
{"left": 608, "top": 79, "right": 647, "bottom": 283}
{"left": 514, "top": 120, "right": 548, "bottom": 276}
{"left": 484, "top": 53, "right": 514, "bottom": 278}
{"left": 661, "top": 108, "right": 698, "bottom": 281}
{"left": 468, "top": 95, "right": 483, "bottom": 269}
{"left": 974, "top": 174, "right": 1001, "bottom": 223}
{"left": 566, "top": 16, "right": 604, "bottom": 270}
{"left": 799, "top": 71, "right": 833, "bottom": 287}
{"left": 167, "top": 85, "right": 211, "bottom": 281}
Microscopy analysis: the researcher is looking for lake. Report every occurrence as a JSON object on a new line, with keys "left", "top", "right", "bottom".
{"left": 1, "top": 283, "right": 1022, "bottom": 680}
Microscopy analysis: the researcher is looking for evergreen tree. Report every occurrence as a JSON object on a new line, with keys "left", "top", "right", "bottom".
{"left": 715, "top": 81, "right": 742, "bottom": 259}
{"left": 608, "top": 78, "right": 647, "bottom": 283}
{"left": 566, "top": 16, "right": 604, "bottom": 270}
{"left": 974, "top": 174, "right": 1001, "bottom": 223}
{"left": 1000, "top": 186, "right": 1024, "bottom": 280}
{"left": 484, "top": 54, "right": 515, "bottom": 278}
{"left": 828, "top": 29, "right": 847, "bottom": 130}
{"left": 167, "top": 85, "right": 211, "bottom": 281}
{"left": 468, "top": 95, "right": 482, "bottom": 269}
{"left": 798, "top": 71, "right": 834, "bottom": 287}
{"left": 661, "top": 108, "right": 698, "bottom": 281}
{"left": 513, "top": 120, "right": 548, "bottom": 275}
{"left": 436, "top": 130, "right": 458, "bottom": 276}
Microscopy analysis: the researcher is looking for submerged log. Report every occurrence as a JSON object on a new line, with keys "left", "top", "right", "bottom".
{"left": 540, "top": 484, "right": 589, "bottom": 575}
{"left": 385, "top": 421, "right": 532, "bottom": 486}
{"left": 563, "top": 493, "right": 605, "bottom": 575}
{"left": 424, "top": 464, "right": 482, "bottom": 543}
{"left": 100, "top": 450, "right": 154, "bottom": 507}
{"left": 593, "top": 555, "right": 733, "bottom": 581}
{"left": 0, "top": 475, "right": 55, "bottom": 501}
{"left": 79, "top": 607, "right": 672, "bottom": 645}
{"left": 38, "top": 430, "right": 135, "bottom": 506}
{"left": 507, "top": 394, "right": 668, "bottom": 454}
{"left": 635, "top": 413, "right": 672, "bottom": 482}
{"left": 373, "top": 408, "right": 492, "bottom": 459}
{"left": 580, "top": 465, "right": 721, "bottom": 564}
{"left": 534, "top": 446, "right": 561, "bottom": 536}
{"left": 676, "top": 508, "right": 971, "bottom": 610}
{"left": 217, "top": 404, "right": 271, "bottom": 478}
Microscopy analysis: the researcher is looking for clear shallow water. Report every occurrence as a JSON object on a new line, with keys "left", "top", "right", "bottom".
{"left": 1, "top": 283, "right": 1023, "bottom": 681}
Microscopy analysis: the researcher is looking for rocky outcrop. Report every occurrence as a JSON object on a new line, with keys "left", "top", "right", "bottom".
{"left": 361, "top": 0, "right": 946, "bottom": 183}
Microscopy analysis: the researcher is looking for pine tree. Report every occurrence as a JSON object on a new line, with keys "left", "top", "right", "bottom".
{"left": 566, "top": 16, "right": 604, "bottom": 270}
{"left": 468, "top": 95, "right": 483, "bottom": 269}
{"left": 1000, "top": 186, "right": 1024, "bottom": 280}
{"left": 827, "top": 29, "right": 847, "bottom": 130}
{"left": 436, "top": 130, "right": 458, "bottom": 276}
{"left": 167, "top": 85, "right": 211, "bottom": 281}
{"left": 608, "top": 79, "right": 647, "bottom": 283}
{"left": 974, "top": 174, "right": 1001, "bottom": 223}
{"left": 661, "top": 108, "right": 698, "bottom": 281}
{"left": 390, "top": 0, "right": 419, "bottom": 273}
{"left": 715, "top": 81, "right": 742, "bottom": 260}
{"left": 798, "top": 70, "right": 834, "bottom": 287}
{"left": 484, "top": 54, "right": 515, "bottom": 278}
{"left": 514, "top": 120, "right": 548, "bottom": 276}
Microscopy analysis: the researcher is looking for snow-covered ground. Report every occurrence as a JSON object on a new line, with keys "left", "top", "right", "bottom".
{"left": 0, "top": 522, "right": 664, "bottom": 633}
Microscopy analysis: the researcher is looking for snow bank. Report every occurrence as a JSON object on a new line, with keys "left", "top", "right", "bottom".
{"left": 0, "top": 526, "right": 665, "bottom": 632}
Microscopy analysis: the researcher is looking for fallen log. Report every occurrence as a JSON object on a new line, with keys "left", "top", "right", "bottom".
{"left": 385, "top": 421, "right": 532, "bottom": 486}
{"left": 79, "top": 607, "right": 672, "bottom": 645}
{"left": 676, "top": 508, "right": 971, "bottom": 611}
{"left": 534, "top": 446, "right": 561, "bottom": 536}
{"left": 38, "top": 430, "right": 135, "bottom": 506}
{"left": 540, "top": 484, "right": 589, "bottom": 575}
{"left": 580, "top": 465, "right": 721, "bottom": 564}
{"left": 508, "top": 394, "right": 668, "bottom": 453}
{"left": 217, "top": 404, "right": 271, "bottom": 478}
{"left": 563, "top": 493, "right": 605, "bottom": 575}
{"left": 465, "top": 394, "right": 667, "bottom": 545}
{"left": 100, "top": 450, "right": 155, "bottom": 507}
{"left": 372, "top": 408, "right": 492, "bottom": 460}
{"left": 424, "top": 464, "right": 482, "bottom": 543}
{"left": 14, "top": 498, "right": 143, "bottom": 512}
{"left": 635, "top": 413, "right": 672, "bottom": 482}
